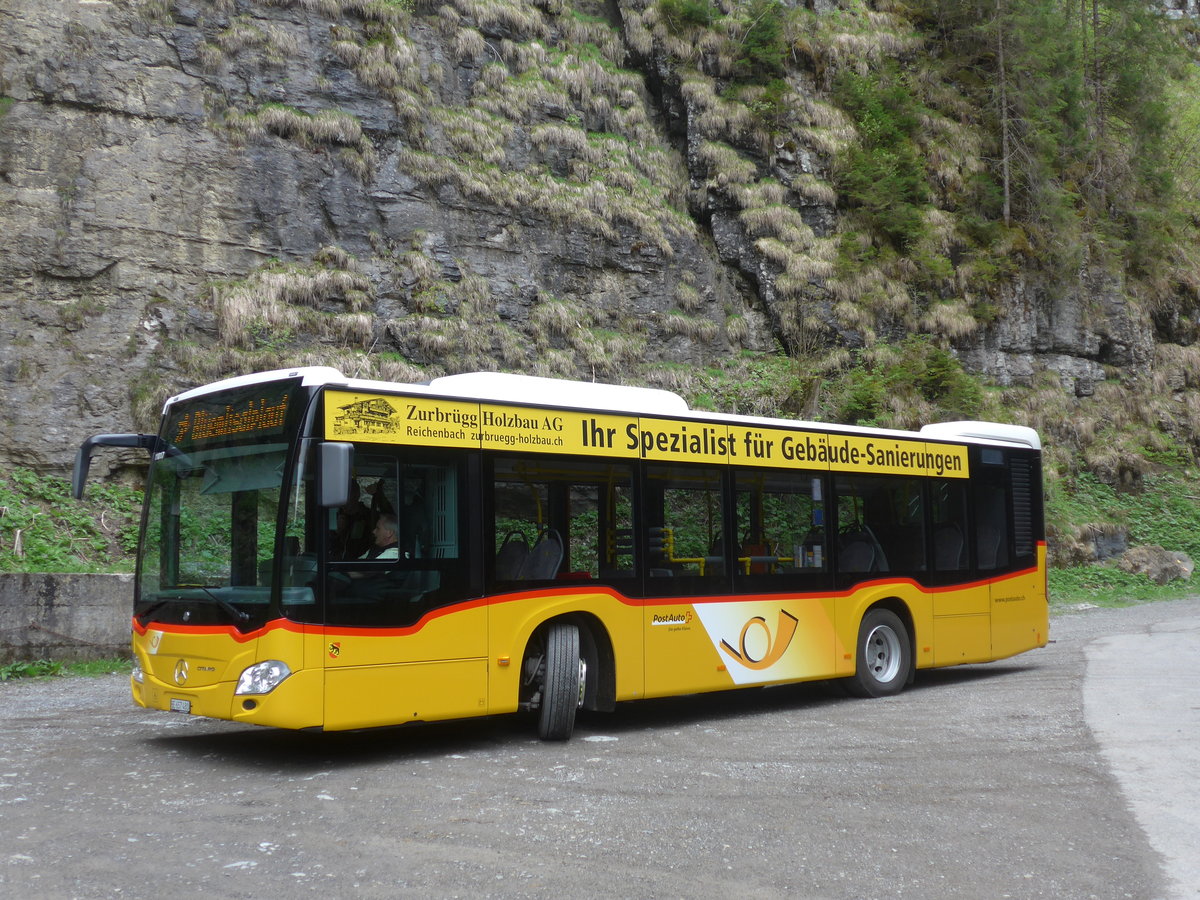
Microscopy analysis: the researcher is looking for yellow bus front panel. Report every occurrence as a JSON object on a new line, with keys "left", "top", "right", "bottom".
{"left": 132, "top": 622, "right": 324, "bottom": 730}
{"left": 324, "top": 659, "right": 489, "bottom": 731}
{"left": 322, "top": 601, "right": 489, "bottom": 730}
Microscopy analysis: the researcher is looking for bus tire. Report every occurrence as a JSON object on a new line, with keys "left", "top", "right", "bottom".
{"left": 847, "top": 608, "right": 911, "bottom": 698}
{"left": 538, "top": 622, "right": 581, "bottom": 741}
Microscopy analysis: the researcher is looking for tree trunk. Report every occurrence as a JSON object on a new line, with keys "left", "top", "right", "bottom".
{"left": 997, "top": 0, "right": 1012, "bottom": 226}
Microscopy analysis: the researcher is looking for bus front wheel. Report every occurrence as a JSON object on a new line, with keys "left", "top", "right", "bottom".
{"left": 847, "top": 608, "right": 911, "bottom": 698}
{"left": 537, "top": 622, "right": 583, "bottom": 741}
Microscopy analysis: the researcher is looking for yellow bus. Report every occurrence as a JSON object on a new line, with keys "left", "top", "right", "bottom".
{"left": 73, "top": 367, "right": 1047, "bottom": 740}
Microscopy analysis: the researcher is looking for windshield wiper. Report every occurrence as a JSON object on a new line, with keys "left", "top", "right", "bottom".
{"left": 138, "top": 588, "right": 250, "bottom": 626}
{"left": 136, "top": 598, "right": 171, "bottom": 623}
{"left": 195, "top": 586, "right": 251, "bottom": 624}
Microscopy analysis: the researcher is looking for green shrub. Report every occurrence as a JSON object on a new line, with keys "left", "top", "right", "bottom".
{"left": 833, "top": 67, "right": 929, "bottom": 249}
{"left": 66, "top": 657, "right": 132, "bottom": 677}
{"left": 0, "top": 468, "right": 142, "bottom": 573}
{"left": 659, "top": 0, "right": 719, "bottom": 31}
{"left": 0, "top": 657, "right": 129, "bottom": 680}
{"left": 918, "top": 343, "right": 982, "bottom": 416}
{"left": 1048, "top": 565, "right": 1196, "bottom": 609}
{"left": 732, "top": 0, "right": 786, "bottom": 84}
{"left": 824, "top": 336, "right": 982, "bottom": 426}
{"left": 0, "top": 659, "right": 65, "bottom": 681}
{"left": 739, "top": 78, "right": 791, "bottom": 133}
{"left": 687, "top": 354, "right": 812, "bottom": 419}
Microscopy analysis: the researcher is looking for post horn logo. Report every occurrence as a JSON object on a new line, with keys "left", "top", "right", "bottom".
{"left": 173, "top": 659, "right": 189, "bottom": 686}
{"left": 719, "top": 609, "right": 799, "bottom": 670}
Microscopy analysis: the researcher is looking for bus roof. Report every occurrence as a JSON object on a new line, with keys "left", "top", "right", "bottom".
{"left": 429, "top": 372, "right": 690, "bottom": 416}
{"left": 167, "top": 367, "right": 1040, "bottom": 450}
{"left": 166, "top": 366, "right": 347, "bottom": 407}
{"left": 919, "top": 421, "right": 1041, "bottom": 450}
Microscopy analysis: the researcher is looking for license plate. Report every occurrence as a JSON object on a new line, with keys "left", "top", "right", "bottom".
{"left": 169, "top": 698, "right": 191, "bottom": 714}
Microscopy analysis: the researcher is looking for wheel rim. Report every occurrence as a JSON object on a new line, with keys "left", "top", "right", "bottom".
{"left": 864, "top": 624, "right": 902, "bottom": 684}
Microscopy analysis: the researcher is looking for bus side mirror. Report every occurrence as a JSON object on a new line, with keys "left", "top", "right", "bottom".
{"left": 72, "top": 433, "right": 159, "bottom": 500}
{"left": 319, "top": 442, "right": 354, "bottom": 508}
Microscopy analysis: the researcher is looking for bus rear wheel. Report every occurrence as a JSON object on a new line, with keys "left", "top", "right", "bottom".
{"left": 536, "top": 622, "right": 583, "bottom": 741}
{"left": 847, "top": 608, "right": 911, "bottom": 698}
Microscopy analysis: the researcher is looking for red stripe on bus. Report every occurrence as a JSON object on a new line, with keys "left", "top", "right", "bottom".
{"left": 132, "top": 557, "right": 1045, "bottom": 642}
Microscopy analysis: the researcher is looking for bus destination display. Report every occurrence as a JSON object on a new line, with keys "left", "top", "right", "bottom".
{"left": 168, "top": 384, "right": 297, "bottom": 449}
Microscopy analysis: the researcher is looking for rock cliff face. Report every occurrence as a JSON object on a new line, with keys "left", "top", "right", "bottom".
{"left": 959, "top": 272, "right": 1156, "bottom": 396}
{"left": 0, "top": 0, "right": 1177, "bottom": 476}
{"left": 0, "top": 0, "right": 777, "bottom": 476}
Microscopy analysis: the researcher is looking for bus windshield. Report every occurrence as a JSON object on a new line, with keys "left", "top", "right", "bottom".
{"left": 137, "top": 442, "right": 289, "bottom": 627}
{"left": 135, "top": 378, "right": 307, "bottom": 629}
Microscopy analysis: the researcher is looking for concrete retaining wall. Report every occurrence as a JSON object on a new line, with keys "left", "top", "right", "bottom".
{"left": 0, "top": 573, "right": 132, "bottom": 663}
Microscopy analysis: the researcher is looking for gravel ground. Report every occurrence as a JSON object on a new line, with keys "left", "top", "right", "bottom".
{"left": 2, "top": 597, "right": 1197, "bottom": 899}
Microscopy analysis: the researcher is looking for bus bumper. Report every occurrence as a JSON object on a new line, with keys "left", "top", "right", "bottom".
{"left": 133, "top": 666, "right": 324, "bottom": 730}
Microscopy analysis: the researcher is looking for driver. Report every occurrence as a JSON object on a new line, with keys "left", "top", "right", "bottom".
{"left": 360, "top": 514, "right": 400, "bottom": 561}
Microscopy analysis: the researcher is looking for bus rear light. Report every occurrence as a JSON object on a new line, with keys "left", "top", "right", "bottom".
{"left": 235, "top": 660, "right": 292, "bottom": 695}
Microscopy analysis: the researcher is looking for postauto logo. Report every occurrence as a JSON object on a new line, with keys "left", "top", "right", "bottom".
{"left": 719, "top": 610, "right": 799, "bottom": 670}
{"left": 651, "top": 611, "right": 693, "bottom": 626}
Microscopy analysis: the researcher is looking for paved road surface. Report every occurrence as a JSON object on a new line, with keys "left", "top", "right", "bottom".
{"left": 1, "top": 597, "right": 1197, "bottom": 898}
{"left": 1080, "top": 602, "right": 1200, "bottom": 900}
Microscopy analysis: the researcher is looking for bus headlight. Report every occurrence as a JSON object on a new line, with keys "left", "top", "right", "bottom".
{"left": 235, "top": 660, "right": 292, "bottom": 695}
{"left": 132, "top": 661, "right": 144, "bottom": 684}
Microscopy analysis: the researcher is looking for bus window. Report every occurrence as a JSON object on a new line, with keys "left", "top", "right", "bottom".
{"left": 834, "top": 474, "right": 926, "bottom": 576}
{"left": 643, "top": 464, "right": 729, "bottom": 593}
{"left": 491, "top": 458, "right": 635, "bottom": 584}
{"left": 930, "top": 479, "right": 969, "bottom": 572}
{"left": 143, "top": 445, "right": 288, "bottom": 596}
{"left": 567, "top": 480, "right": 635, "bottom": 580}
{"left": 733, "top": 470, "right": 827, "bottom": 585}
{"left": 331, "top": 459, "right": 387, "bottom": 560}
{"left": 280, "top": 443, "right": 319, "bottom": 621}
{"left": 975, "top": 474, "right": 1011, "bottom": 572}
{"left": 325, "top": 452, "right": 468, "bottom": 628}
